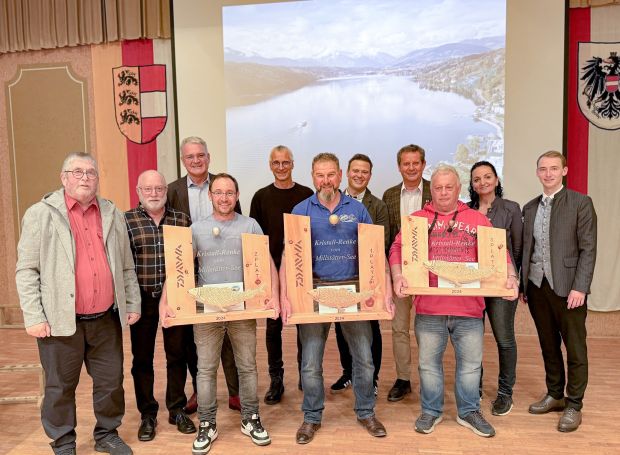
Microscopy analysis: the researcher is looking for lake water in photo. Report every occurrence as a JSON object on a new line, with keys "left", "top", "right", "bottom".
{"left": 226, "top": 75, "right": 497, "bottom": 212}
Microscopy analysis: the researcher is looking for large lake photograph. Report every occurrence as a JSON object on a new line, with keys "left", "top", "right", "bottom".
{"left": 223, "top": 0, "right": 506, "bottom": 210}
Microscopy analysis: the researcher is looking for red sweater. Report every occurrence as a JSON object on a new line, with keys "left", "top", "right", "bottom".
{"left": 389, "top": 201, "right": 495, "bottom": 318}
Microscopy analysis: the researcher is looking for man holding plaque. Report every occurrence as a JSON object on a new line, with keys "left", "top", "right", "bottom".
{"left": 125, "top": 170, "right": 196, "bottom": 440}
{"left": 167, "top": 136, "right": 241, "bottom": 414}
{"left": 331, "top": 154, "right": 390, "bottom": 395}
{"left": 281, "top": 153, "right": 391, "bottom": 444}
{"left": 390, "top": 165, "right": 518, "bottom": 438}
{"left": 250, "top": 145, "right": 313, "bottom": 405}
{"left": 382, "top": 144, "right": 431, "bottom": 402}
{"left": 161, "top": 173, "right": 280, "bottom": 454}
{"left": 521, "top": 151, "right": 597, "bottom": 433}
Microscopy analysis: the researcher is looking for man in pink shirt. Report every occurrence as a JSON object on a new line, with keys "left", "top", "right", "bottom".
{"left": 16, "top": 152, "right": 141, "bottom": 455}
{"left": 389, "top": 165, "right": 518, "bottom": 438}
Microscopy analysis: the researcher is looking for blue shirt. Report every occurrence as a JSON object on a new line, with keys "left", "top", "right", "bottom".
{"left": 292, "top": 193, "right": 372, "bottom": 281}
{"left": 187, "top": 176, "right": 212, "bottom": 222}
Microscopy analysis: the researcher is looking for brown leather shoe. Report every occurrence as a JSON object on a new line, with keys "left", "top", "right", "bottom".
{"left": 183, "top": 392, "right": 197, "bottom": 415}
{"left": 296, "top": 421, "right": 321, "bottom": 444}
{"left": 357, "top": 416, "right": 387, "bottom": 437}
{"left": 558, "top": 408, "right": 582, "bottom": 432}
{"left": 529, "top": 395, "right": 566, "bottom": 414}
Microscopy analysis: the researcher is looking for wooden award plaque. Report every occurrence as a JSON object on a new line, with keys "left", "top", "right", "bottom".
{"left": 162, "top": 225, "right": 276, "bottom": 326}
{"left": 401, "top": 215, "right": 513, "bottom": 297}
{"left": 283, "top": 214, "right": 393, "bottom": 324}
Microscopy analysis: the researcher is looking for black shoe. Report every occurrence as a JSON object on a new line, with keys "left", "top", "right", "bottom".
{"left": 264, "top": 376, "right": 285, "bottom": 405}
{"left": 94, "top": 433, "right": 133, "bottom": 455}
{"left": 138, "top": 416, "right": 157, "bottom": 441}
{"left": 169, "top": 412, "right": 197, "bottom": 434}
{"left": 492, "top": 394, "right": 514, "bottom": 416}
{"left": 330, "top": 375, "right": 352, "bottom": 394}
{"left": 54, "top": 447, "right": 77, "bottom": 455}
{"left": 387, "top": 379, "right": 411, "bottom": 402}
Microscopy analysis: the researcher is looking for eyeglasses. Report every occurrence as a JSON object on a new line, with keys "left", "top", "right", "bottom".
{"left": 138, "top": 186, "right": 167, "bottom": 194}
{"left": 64, "top": 169, "right": 98, "bottom": 180}
{"left": 270, "top": 160, "right": 292, "bottom": 168}
{"left": 211, "top": 190, "right": 237, "bottom": 198}
{"left": 183, "top": 153, "right": 207, "bottom": 162}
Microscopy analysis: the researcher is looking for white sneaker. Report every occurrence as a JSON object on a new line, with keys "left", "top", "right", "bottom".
{"left": 241, "top": 414, "right": 271, "bottom": 446}
{"left": 192, "top": 421, "right": 218, "bottom": 454}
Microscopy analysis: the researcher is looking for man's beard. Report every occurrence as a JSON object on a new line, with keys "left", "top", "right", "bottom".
{"left": 318, "top": 187, "right": 336, "bottom": 202}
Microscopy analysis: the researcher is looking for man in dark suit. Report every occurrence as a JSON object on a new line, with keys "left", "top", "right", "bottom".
{"left": 381, "top": 144, "right": 431, "bottom": 402}
{"left": 330, "top": 154, "right": 390, "bottom": 396}
{"left": 521, "top": 150, "right": 597, "bottom": 433}
{"left": 167, "top": 136, "right": 241, "bottom": 414}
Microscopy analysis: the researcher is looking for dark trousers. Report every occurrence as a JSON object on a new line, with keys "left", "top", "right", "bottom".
{"left": 483, "top": 296, "right": 518, "bottom": 397}
{"left": 187, "top": 322, "right": 239, "bottom": 397}
{"left": 131, "top": 292, "right": 197, "bottom": 417}
{"left": 335, "top": 320, "right": 381, "bottom": 382}
{"left": 265, "top": 317, "right": 302, "bottom": 379}
{"left": 527, "top": 278, "right": 588, "bottom": 410}
{"left": 37, "top": 309, "right": 124, "bottom": 451}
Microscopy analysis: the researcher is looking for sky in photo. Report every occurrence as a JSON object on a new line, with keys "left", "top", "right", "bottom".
{"left": 223, "top": 0, "right": 506, "bottom": 58}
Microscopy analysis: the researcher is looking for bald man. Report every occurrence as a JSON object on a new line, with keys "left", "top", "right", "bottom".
{"left": 125, "top": 171, "right": 196, "bottom": 441}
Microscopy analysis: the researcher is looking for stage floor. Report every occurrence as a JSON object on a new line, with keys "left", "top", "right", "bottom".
{"left": 0, "top": 326, "right": 618, "bottom": 455}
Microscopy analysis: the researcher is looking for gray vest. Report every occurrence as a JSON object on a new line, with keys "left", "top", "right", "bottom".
{"left": 529, "top": 196, "right": 554, "bottom": 289}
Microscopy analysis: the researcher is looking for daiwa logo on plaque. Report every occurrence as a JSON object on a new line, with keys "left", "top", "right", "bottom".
{"left": 113, "top": 65, "right": 168, "bottom": 143}
{"left": 578, "top": 42, "right": 620, "bottom": 130}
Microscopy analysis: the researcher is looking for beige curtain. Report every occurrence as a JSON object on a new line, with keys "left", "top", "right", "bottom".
{"left": 570, "top": 0, "right": 620, "bottom": 7}
{"left": 0, "top": 0, "right": 170, "bottom": 54}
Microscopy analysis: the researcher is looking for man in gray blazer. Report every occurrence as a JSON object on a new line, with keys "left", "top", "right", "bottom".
{"left": 381, "top": 144, "right": 431, "bottom": 402}
{"left": 330, "top": 153, "right": 390, "bottom": 395}
{"left": 167, "top": 136, "right": 241, "bottom": 414}
{"left": 521, "top": 151, "right": 597, "bottom": 433}
{"left": 16, "top": 152, "right": 140, "bottom": 455}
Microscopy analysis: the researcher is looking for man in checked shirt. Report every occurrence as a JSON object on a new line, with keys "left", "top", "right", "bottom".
{"left": 125, "top": 170, "right": 197, "bottom": 441}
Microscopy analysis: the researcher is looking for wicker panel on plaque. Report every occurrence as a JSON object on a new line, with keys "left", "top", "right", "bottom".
{"left": 401, "top": 215, "right": 513, "bottom": 297}
{"left": 283, "top": 214, "right": 393, "bottom": 324}
{"left": 162, "top": 225, "right": 276, "bottom": 326}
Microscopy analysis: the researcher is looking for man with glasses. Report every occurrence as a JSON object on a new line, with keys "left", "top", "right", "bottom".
{"left": 167, "top": 136, "right": 241, "bottom": 414}
{"left": 160, "top": 173, "right": 280, "bottom": 454}
{"left": 125, "top": 170, "right": 196, "bottom": 441}
{"left": 16, "top": 152, "right": 140, "bottom": 455}
{"left": 249, "top": 145, "right": 313, "bottom": 405}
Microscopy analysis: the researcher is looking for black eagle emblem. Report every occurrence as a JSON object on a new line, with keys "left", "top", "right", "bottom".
{"left": 581, "top": 51, "right": 620, "bottom": 120}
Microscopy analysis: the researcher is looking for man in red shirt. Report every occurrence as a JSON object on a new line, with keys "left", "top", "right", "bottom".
{"left": 16, "top": 152, "right": 141, "bottom": 455}
{"left": 390, "top": 165, "right": 518, "bottom": 438}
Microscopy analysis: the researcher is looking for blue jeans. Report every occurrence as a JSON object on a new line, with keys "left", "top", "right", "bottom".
{"left": 298, "top": 321, "right": 375, "bottom": 423}
{"left": 415, "top": 314, "right": 483, "bottom": 418}
{"left": 194, "top": 319, "right": 258, "bottom": 423}
{"left": 485, "top": 297, "right": 518, "bottom": 397}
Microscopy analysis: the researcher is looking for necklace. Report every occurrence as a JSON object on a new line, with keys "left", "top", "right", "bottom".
{"left": 428, "top": 210, "right": 458, "bottom": 234}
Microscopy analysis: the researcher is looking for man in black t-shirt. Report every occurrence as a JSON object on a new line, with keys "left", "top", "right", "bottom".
{"left": 250, "top": 145, "right": 314, "bottom": 405}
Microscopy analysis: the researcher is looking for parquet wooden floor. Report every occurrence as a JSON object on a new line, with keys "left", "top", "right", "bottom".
{"left": 0, "top": 325, "right": 618, "bottom": 455}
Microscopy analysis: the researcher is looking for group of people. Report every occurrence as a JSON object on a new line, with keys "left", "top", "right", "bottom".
{"left": 15, "top": 138, "right": 597, "bottom": 455}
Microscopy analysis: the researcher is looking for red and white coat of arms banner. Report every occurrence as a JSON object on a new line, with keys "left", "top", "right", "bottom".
{"left": 113, "top": 65, "right": 168, "bottom": 144}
